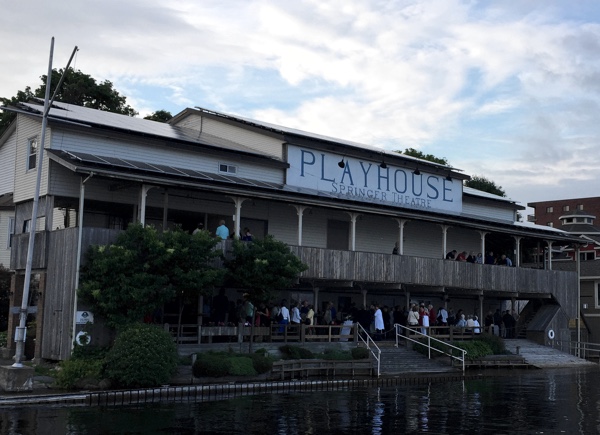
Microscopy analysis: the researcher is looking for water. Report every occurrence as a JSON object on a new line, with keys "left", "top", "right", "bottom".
{"left": 1, "top": 368, "right": 599, "bottom": 434}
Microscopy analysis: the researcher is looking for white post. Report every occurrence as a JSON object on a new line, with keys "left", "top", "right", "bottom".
{"left": 479, "top": 231, "right": 488, "bottom": 260}
{"left": 139, "top": 184, "right": 154, "bottom": 226}
{"left": 440, "top": 225, "right": 449, "bottom": 258}
{"left": 347, "top": 212, "right": 359, "bottom": 251}
{"left": 292, "top": 205, "right": 309, "bottom": 246}
{"left": 546, "top": 241, "right": 553, "bottom": 270}
{"left": 394, "top": 218, "right": 406, "bottom": 255}
{"left": 230, "top": 196, "right": 249, "bottom": 239}
{"left": 513, "top": 236, "right": 522, "bottom": 267}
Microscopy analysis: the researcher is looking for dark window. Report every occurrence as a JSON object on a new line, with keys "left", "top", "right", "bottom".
{"left": 27, "top": 138, "right": 38, "bottom": 170}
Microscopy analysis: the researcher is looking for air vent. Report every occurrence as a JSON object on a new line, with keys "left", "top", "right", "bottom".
{"left": 219, "top": 164, "right": 237, "bottom": 174}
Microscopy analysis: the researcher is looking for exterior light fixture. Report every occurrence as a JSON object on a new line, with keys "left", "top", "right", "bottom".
{"left": 446, "top": 174, "right": 452, "bottom": 181}
{"left": 380, "top": 161, "right": 387, "bottom": 169}
{"left": 338, "top": 158, "right": 346, "bottom": 168}
{"left": 413, "top": 168, "right": 421, "bottom": 175}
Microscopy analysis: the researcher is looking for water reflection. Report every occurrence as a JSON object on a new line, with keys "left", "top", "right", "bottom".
{"left": 1, "top": 368, "right": 599, "bottom": 434}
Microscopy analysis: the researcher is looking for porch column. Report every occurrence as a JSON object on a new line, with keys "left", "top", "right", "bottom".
{"left": 162, "top": 189, "right": 169, "bottom": 231}
{"left": 362, "top": 289, "right": 368, "bottom": 309}
{"left": 313, "top": 287, "right": 320, "bottom": 313}
{"left": 546, "top": 240, "right": 553, "bottom": 270}
{"left": 405, "top": 291, "right": 411, "bottom": 310}
{"left": 229, "top": 196, "right": 249, "bottom": 239}
{"left": 478, "top": 231, "right": 488, "bottom": 259}
{"left": 440, "top": 225, "right": 449, "bottom": 258}
{"left": 292, "top": 205, "right": 310, "bottom": 246}
{"left": 139, "top": 184, "right": 155, "bottom": 226}
{"left": 479, "top": 296, "right": 484, "bottom": 321}
{"left": 394, "top": 218, "right": 407, "bottom": 255}
{"left": 512, "top": 236, "right": 522, "bottom": 267}
{"left": 346, "top": 212, "right": 360, "bottom": 251}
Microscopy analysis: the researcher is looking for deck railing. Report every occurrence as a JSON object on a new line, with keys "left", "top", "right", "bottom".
{"left": 356, "top": 323, "right": 381, "bottom": 377}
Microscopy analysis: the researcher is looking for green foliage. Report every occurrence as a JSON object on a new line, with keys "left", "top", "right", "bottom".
{"left": 144, "top": 110, "right": 173, "bottom": 122}
{"left": 78, "top": 224, "right": 223, "bottom": 328}
{"left": 71, "top": 344, "right": 110, "bottom": 361}
{"left": 192, "top": 351, "right": 273, "bottom": 377}
{"left": 351, "top": 347, "right": 370, "bottom": 360}
{"left": 474, "top": 333, "right": 506, "bottom": 354}
{"left": 279, "top": 345, "right": 315, "bottom": 360}
{"left": 398, "top": 148, "right": 450, "bottom": 166}
{"left": 464, "top": 175, "right": 506, "bottom": 197}
{"left": 321, "top": 349, "right": 352, "bottom": 360}
{"left": 1, "top": 68, "right": 137, "bottom": 136}
{"left": 225, "top": 235, "right": 308, "bottom": 304}
{"left": 454, "top": 340, "right": 494, "bottom": 360}
{"left": 104, "top": 323, "right": 178, "bottom": 388}
{"left": 55, "top": 359, "right": 103, "bottom": 389}
{"left": 0, "top": 331, "right": 7, "bottom": 348}
{"left": 224, "top": 357, "right": 257, "bottom": 376}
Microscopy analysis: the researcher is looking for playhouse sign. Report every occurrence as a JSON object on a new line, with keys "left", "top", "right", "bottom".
{"left": 286, "top": 145, "right": 462, "bottom": 214}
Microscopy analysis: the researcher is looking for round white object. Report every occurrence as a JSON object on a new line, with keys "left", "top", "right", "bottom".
{"left": 548, "top": 329, "right": 555, "bottom": 340}
{"left": 75, "top": 331, "right": 91, "bottom": 346}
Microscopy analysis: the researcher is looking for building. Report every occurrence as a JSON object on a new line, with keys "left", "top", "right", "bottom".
{"left": 529, "top": 197, "right": 600, "bottom": 344}
{"left": 0, "top": 99, "right": 583, "bottom": 360}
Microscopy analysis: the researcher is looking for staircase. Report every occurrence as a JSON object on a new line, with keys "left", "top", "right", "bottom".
{"left": 367, "top": 341, "right": 460, "bottom": 375}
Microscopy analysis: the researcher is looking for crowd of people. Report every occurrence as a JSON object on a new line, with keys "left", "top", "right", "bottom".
{"left": 445, "top": 249, "right": 513, "bottom": 266}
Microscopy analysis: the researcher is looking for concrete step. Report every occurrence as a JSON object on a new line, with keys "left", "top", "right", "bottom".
{"left": 503, "top": 339, "right": 595, "bottom": 368}
{"left": 367, "top": 343, "right": 459, "bottom": 374}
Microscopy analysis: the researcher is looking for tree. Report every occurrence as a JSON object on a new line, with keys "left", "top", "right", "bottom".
{"left": 225, "top": 236, "right": 308, "bottom": 351}
{"left": 144, "top": 110, "right": 173, "bottom": 123}
{"left": 397, "top": 147, "right": 450, "bottom": 166}
{"left": 464, "top": 175, "right": 506, "bottom": 197}
{"left": 1, "top": 68, "right": 137, "bottom": 136}
{"left": 78, "top": 224, "right": 224, "bottom": 330}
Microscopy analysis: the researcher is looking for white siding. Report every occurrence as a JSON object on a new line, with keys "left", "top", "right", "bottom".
{"left": 13, "top": 115, "right": 51, "bottom": 203}
{"left": 355, "top": 215, "right": 398, "bottom": 253}
{"left": 200, "top": 117, "right": 283, "bottom": 159}
{"left": 0, "top": 211, "right": 13, "bottom": 267}
{"left": 462, "top": 201, "right": 515, "bottom": 223}
{"left": 0, "top": 130, "right": 16, "bottom": 195}
{"left": 403, "top": 221, "right": 444, "bottom": 258}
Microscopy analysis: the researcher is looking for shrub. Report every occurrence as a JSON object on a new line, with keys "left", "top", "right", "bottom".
{"left": 248, "top": 352, "right": 274, "bottom": 374}
{"left": 71, "top": 344, "right": 109, "bottom": 361}
{"left": 0, "top": 331, "right": 7, "bottom": 348}
{"left": 321, "top": 349, "right": 352, "bottom": 360}
{"left": 104, "top": 323, "right": 178, "bottom": 388}
{"left": 193, "top": 353, "right": 229, "bottom": 377}
{"left": 454, "top": 340, "right": 493, "bottom": 360}
{"left": 225, "top": 357, "right": 257, "bottom": 376}
{"left": 55, "top": 359, "right": 103, "bottom": 389}
{"left": 351, "top": 347, "right": 370, "bottom": 360}
{"left": 279, "top": 345, "right": 314, "bottom": 360}
{"left": 475, "top": 333, "right": 506, "bottom": 354}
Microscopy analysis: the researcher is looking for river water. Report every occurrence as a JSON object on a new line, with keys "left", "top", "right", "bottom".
{"left": 1, "top": 367, "right": 599, "bottom": 434}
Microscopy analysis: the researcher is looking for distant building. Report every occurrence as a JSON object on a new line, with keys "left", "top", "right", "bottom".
{"left": 529, "top": 198, "right": 600, "bottom": 344}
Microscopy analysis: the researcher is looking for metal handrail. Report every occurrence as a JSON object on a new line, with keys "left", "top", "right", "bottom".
{"left": 568, "top": 341, "right": 600, "bottom": 362}
{"left": 394, "top": 323, "right": 467, "bottom": 372}
{"left": 356, "top": 323, "right": 381, "bottom": 377}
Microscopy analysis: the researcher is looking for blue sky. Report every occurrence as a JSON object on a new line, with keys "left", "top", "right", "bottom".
{"left": 2, "top": 0, "right": 600, "bottom": 215}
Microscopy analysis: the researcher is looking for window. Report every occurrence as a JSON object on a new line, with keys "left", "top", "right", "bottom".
{"left": 7, "top": 217, "right": 14, "bottom": 248}
{"left": 27, "top": 138, "right": 38, "bottom": 170}
{"left": 577, "top": 204, "right": 584, "bottom": 210}
{"left": 580, "top": 251, "right": 596, "bottom": 261}
{"left": 23, "top": 219, "right": 31, "bottom": 233}
{"left": 547, "top": 222, "right": 553, "bottom": 227}
{"left": 219, "top": 163, "right": 237, "bottom": 175}
{"left": 565, "top": 218, "right": 573, "bottom": 223}
{"left": 563, "top": 205, "right": 570, "bottom": 211}
{"left": 546, "top": 206, "right": 553, "bottom": 213}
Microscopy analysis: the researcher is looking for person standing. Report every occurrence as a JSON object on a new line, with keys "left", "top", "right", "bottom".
{"left": 215, "top": 220, "right": 229, "bottom": 240}
{"left": 192, "top": 222, "right": 204, "bottom": 235}
{"left": 373, "top": 304, "right": 384, "bottom": 340}
{"left": 212, "top": 287, "right": 229, "bottom": 326}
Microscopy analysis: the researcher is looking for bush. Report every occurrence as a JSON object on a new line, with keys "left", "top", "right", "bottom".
{"left": 475, "top": 333, "right": 506, "bottom": 354}
{"left": 71, "top": 344, "right": 109, "bottom": 361}
{"left": 279, "top": 345, "right": 314, "bottom": 360}
{"left": 454, "top": 340, "right": 493, "bottom": 360}
{"left": 248, "top": 352, "right": 274, "bottom": 374}
{"left": 55, "top": 359, "right": 103, "bottom": 389}
{"left": 225, "top": 357, "right": 257, "bottom": 376}
{"left": 321, "top": 349, "right": 352, "bottom": 360}
{"left": 351, "top": 347, "right": 370, "bottom": 360}
{"left": 0, "top": 331, "right": 7, "bottom": 348}
{"left": 104, "top": 323, "right": 178, "bottom": 388}
{"left": 193, "top": 353, "right": 229, "bottom": 377}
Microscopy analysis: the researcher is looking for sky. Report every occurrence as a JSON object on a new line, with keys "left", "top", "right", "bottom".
{"left": 2, "top": 0, "right": 600, "bottom": 217}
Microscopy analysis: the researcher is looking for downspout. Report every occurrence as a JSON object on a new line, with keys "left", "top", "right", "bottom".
{"left": 72, "top": 173, "right": 94, "bottom": 353}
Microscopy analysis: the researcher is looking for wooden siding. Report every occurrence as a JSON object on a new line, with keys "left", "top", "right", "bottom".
{"left": 13, "top": 115, "right": 51, "bottom": 203}
{"left": 41, "top": 227, "right": 122, "bottom": 360}
{"left": 0, "top": 129, "right": 16, "bottom": 195}
{"left": 10, "top": 231, "right": 47, "bottom": 270}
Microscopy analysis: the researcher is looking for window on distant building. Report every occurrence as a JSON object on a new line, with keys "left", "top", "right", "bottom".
{"left": 7, "top": 217, "right": 14, "bottom": 248}
{"left": 565, "top": 218, "right": 573, "bottom": 223}
{"left": 218, "top": 163, "right": 237, "bottom": 175}
{"left": 580, "top": 251, "right": 596, "bottom": 261}
{"left": 563, "top": 205, "right": 570, "bottom": 211}
{"left": 546, "top": 206, "right": 553, "bottom": 213}
{"left": 577, "top": 204, "right": 584, "bottom": 210}
{"left": 27, "top": 138, "right": 38, "bottom": 171}
{"left": 547, "top": 222, "right": 553, "bottom": 227}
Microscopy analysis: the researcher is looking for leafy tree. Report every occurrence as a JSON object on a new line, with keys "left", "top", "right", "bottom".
{"left": 78, "top": 224, "right": 223, "bottom": 330}
{"left": 144, "top": 110, "right": 173, "bottom": 123}
{"left": 396, "top": 147, "right": 449, "bottom": 166}
{"left": 464, "top": 175, "right": 506, "bottom": 197}
{"left": 225, "top": 236, "right": 308, "bottom": 351}
{"left": 1, "top": 68, "right": 137, "bottom": 136}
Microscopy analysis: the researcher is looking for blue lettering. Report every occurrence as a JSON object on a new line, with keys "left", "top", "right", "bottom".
{"left": 300, "top": 150, "right": 315, "bottom": 177}
{"left": 426, "top": 176, "right": 439, "bottom": 199}
{"left": 443, "top": 179, "right": 453, "bottom": 202}
{"left": 340, "top": 163, "right": 354, "bottom": 185}
{"left": 331, "top": 182, "right": 338, "bottom": 193}
{"left": 378, "top": 166, "right": 390, "bottom": 191}
{"left": 411, "top": 173, "right": 423, "bottom": 196}
{"left": 320, "top": 154, "right": 335, "bottom": 182}
{"left": 360, "top": 162, "right": 372, "bottom": 188}
{"left": 394, "top": 169, "right": 407, "bottom": 193}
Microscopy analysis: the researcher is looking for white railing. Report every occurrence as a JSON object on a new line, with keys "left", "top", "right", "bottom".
{"left": 568, "top": 341, "right": 600, "bottom": 362}
{"left": 394, "top": 323, "right": 467, "bottom": 372}
{"left": 356, "top": 323, "right": 381, "bottom": 377}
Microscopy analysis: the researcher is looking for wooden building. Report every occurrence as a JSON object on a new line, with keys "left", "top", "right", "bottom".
{"left": 0, "top": 99, "right": 584, "bottom": 360}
